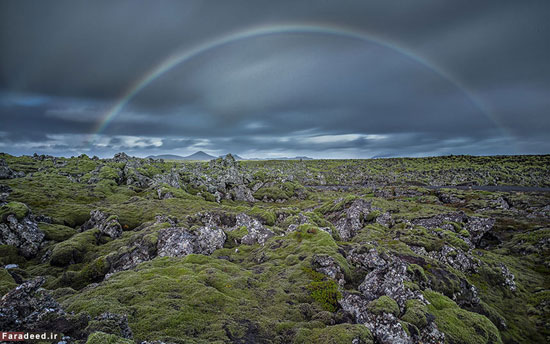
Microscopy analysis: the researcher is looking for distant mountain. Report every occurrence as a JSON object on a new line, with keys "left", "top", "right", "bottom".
{"left": 183, "top": 151, "right": 216, "bottom": 160}
{"left": 147, "top": 151, "right": 216, "bottom": 161}
{"left": 146, "top": 154, "right": 186, "bottom": 160}
{"left": 263, "top": 156, "right": 313, "bottom": 160}
{"left": 146, "top": 153, "right": 312, "bottom": 161}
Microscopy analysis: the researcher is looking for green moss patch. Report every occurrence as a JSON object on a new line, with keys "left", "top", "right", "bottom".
{"left": 0, "top": 201, "right": 29, "bottom": 221}
{"left": 424, "top": 290, "right": 502, "bottom": 344}
{"left": 366, "top": 295, "right": 400, "bottom": 316}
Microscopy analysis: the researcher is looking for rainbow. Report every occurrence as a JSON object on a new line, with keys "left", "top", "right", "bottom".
{"left": 89, "top": 23, "right": 506, "bottom": 145}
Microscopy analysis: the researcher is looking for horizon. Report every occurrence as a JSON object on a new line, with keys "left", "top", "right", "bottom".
{"left": 2, "top": 150, "right": 549, "bottom": 161}
{"left": 1, "top": 1, "right": 550, "bottom": 158}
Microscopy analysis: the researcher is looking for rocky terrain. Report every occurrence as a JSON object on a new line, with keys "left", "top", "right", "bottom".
{"left": 0, "top": 152, "right": 549, "bottom": 344}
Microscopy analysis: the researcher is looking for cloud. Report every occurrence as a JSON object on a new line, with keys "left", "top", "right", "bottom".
{"left": 0, "top": 0, "right": 549, "bottom": 157}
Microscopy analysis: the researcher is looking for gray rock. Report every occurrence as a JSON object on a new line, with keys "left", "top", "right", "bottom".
{"left": 0, "top": 277, "right": 62, "bottom": 329}
{"left": 346, "top": 246, "right": 389, "bottom": 271}
{"left": 375, "top": 212, "right": 393, "bottom": 227}
{"left": 152, "top": 169, "right": 181, "bottom": 188}
{"left": 417, "top": 245, "right": 480, "bottom": 273}
{"left": 0, "top": 213, "right": 45, "bottom": 258}
{"left": 234, "top": 213, "right": 275, "bottom": 246}
{"left": 412, "top": 211, "right": 495, "bottom": 247}
{"left": 339, "top": 293, "right": 412, "bottom": 344}
{"left": 123, "top": 160, "right": 152, "bottom": 188}
{"left": 464, "top": 216, "right": 495, "bottom": 246}
{"left": 81, "top": 210, "right": 122, "bottom": 239}
{"left": 87, "top": 312, "right": 133, "bottom": 339}
{"left": 0, "top": 159, "right": 25, "bottom": 179}
{"left": 231, "top": 184, "right": 256, "bottom": 202}
{"left": 157, "top": 227, "right": 195, "bottom": 257}
{"left": 106, "top": 233, "right": 157, "bottom": 276}
{"left": 194, "top": 225, "right": 226, "bottom": 255}
{"left": 311, "top": 254, "right": 346, "bottom": 287}
{"left": 0, "top": 184, "right": 11, "bottom": 203}
{"left": 416, "top": 322, "right": 446, "bottom": 344}
{"left": 334, "top": 199, "right": 373, "bottom": 241}
{"left": 499, "top": 264, "right": 517, "bottom": 292}
{"left": 0, "top": 276, "right": 89, "bottom": 339}
{"left": 358, "top": 261, "right": 424, "bottom": 310}
{"left": 157, "top": 225, "right": 226, "bottom": 258}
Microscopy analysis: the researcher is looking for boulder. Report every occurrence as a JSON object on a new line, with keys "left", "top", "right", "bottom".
{"left": 412, "top": 211, "right": 495, "bottom": 247}
{"left": 157, "top": 227, "right": 195, "bottom": 257}
{"left": 358, "top": 261, "right": 424, "bottom": 309}
{"left": 106, "top": 234, "right": 158, "bottom": 276}
{"left": 0, "top": 277, "right": 88, "bottom": 338}
{"left": 86, "top": 312, "right": 133, "bottom": 339}
{"left": 311, "top": 254, "right": 346, "bottom": 287}
{"left": 0, "top": 207, "right": 45, "bottom": 258}
{"left": 194, "top": 225, "right": 226, "bottom": 255}
{"left": 81, "top": 210, "right": 122, "bottom": 238}
{"left": 346, "top": 245, "right": 389, "bottom": 271}
{"left": 334, "top": 199, "right": 371, "bottom": 241}
{"left": 157, "top": 226, "right": 226, "bottom": 257}
{"left": 339, "top": 293, "right": 412, "bottom": 344}
{"left": 234, "top": 213, "right": 275, "bottom": 246}
{"left": 0, "top": 159, "right": 25, "bottom": 179}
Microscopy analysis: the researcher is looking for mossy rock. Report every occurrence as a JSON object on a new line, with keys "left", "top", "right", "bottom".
{"left": 50, "top": 230, "right": 100, "bottom": 267}
{"left": 366, "top": 295, "right": 400, "bottom": 316}
{"left": 224, "top": 226, "right": 249, "bottom": 248}
{"left": 85, "top": 331, "right": 133, "bottom": 344}
{"left": 0, "top": 201, "right": 29, "bottom": 221}
{"left": 0, "top": 269, "right": 17, "bottom": 296}
{"left": 424, "top": 290, "right": 502, "bottom": 344}
{"left": 248, "top": 207, "right": 276, "bottom": 226}
{"left": 0, "top": 245, "right": 26, "bottom": 265}
{"left": 295, "top": 323, "right": 373, "bottom": 344}
{"left": 39, "top": 223, "right": 77, "bottom": 242}
{"left": 401, "top": 299, "right": 428, "bottom": 329}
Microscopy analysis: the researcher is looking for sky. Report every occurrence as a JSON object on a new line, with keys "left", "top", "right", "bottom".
{"left": 1, "top": 0, "right": 549, "bottom": 159}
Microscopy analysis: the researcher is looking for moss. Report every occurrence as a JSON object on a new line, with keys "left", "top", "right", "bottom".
{"left": 364, "top": 210, "right": 381, "bottom": 222}
{"left": 306, "top": 280, "right": 341, "bottom": 312}
{"left": 62, "top": 224, "right": 347, "bottom": 343}
{"left": 366, "top": 295, "right": 400, "bottom": 316}
{"left": 424, "top": 290, "right": 502, "bottom": 344}
{"left": 98, "top": 166, "right": 121, "bottom": 181}
{"left": 399, "top": 226, "right": 444, "bottom": 252}
{"left": 294, "top": 323, "right": 373, "bottom": 344}
{"left": 224, "top": 226, "right": 249, "bottom": 248}
{"left": 248, "top": 207, "right": 276, "bottom": 226}
{"left": 401, "top": 299, "right": 428, "bottom": 328}
{"left": 80, "top": 257, "right": 110, "bottom": 285}
{"left": 201, "top": 191, "right": 217, "bottom": 202}
{"left": 50, "top": 229, "right": 101, "bottom": 267}
{"left": 0, "top": 269, "right": 17, "bottom": 296}
{"left": 407, "top": 264, "right": 428, "bottom": 284}
{"left": 85, "top": 332, "right": 133, "bottom": 344}
{"left": 441, "top": 230, "right": 470, "bottom": 251}
{"left": 316, "top": 195, "right": 358, "bottom": 215}
{"left": 0, "top": 245, "right": 26, "bottom": 265}
{"left": 459, "top": 229, "right": 470, "bottom": 237}
{"left": 38, "top": 223, "right": 77, "bottom": 242}
{"left": 254, "top": 186, "right": 290, "bottom": 201}
{"left": 0, "top": 201, "right": 29, "bottom": 221}
{"left": 303, "top": 267, "right": 342, "bottom": 312}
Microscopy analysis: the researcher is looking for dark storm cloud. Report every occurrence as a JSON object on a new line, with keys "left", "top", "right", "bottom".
{"left": 1, "top": 0, "right": 549, "bottom": 157}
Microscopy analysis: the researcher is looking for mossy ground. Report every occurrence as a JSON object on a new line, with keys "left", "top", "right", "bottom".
{"left": 1, "top": 153, "right": 549, "bottom": 343}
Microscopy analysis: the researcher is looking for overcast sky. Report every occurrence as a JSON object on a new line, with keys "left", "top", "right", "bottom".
{"left": 1, "top": 0, "right": 549, "bottom": 158}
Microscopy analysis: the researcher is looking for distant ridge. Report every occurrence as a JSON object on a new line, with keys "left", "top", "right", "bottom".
{"left": 247, "top": 156, "right": 313, "bottom": 160}
{"left": 147, "top": 151, "right": 216, "bottom": 161}
{"left": 146, "top": 152, "right": 313, "bottom": 161}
